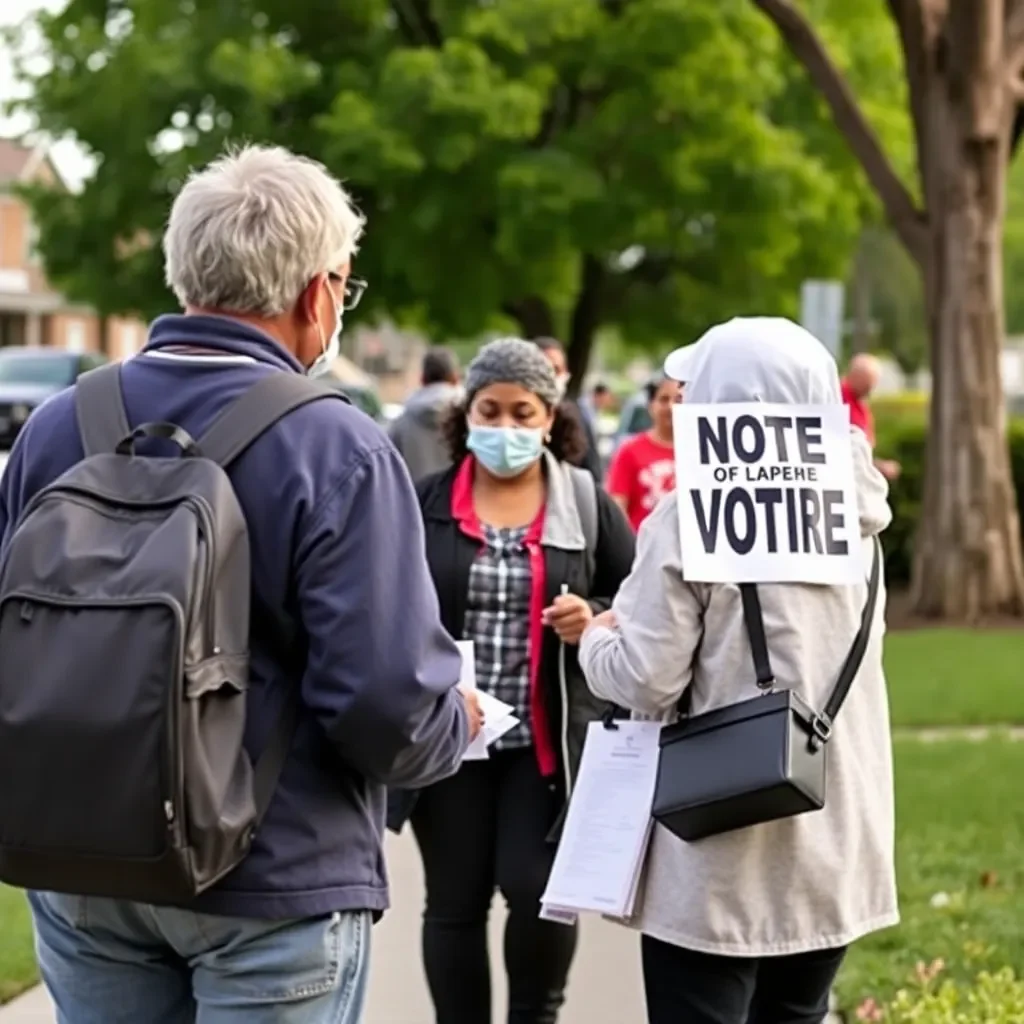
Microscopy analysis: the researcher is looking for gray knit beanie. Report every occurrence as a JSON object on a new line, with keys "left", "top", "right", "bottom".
{"left": 463, "top": 337, "right": 560, "bottom": 408}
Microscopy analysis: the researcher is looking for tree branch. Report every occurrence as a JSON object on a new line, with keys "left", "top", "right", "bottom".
{"left": 391, "top": 1, "right": 425, "bottom": 45}
{"left": 566, "top": 255, "right": 604, "bottom": 391}
{"left": 752, "top": 0, "right": 930, "bottom": 264}
{"left": 1008, "top": 0, "right": 1024, "bottom": 63}
{"left": 885, "top": 0, "right": 930, "bottom": 191}
{"left": 503, "top": 296, "right": 556, "bottom": 339}
{"left": 967, "top": 0, "right": 1005, "bottom": 139}
{"left": 408, "top": 0, "right": 443, "bottom": 48}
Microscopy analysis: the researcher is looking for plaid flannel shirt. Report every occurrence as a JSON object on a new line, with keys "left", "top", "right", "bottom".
{"left": 464, "top": 523, "right": 533, "bottom": 750}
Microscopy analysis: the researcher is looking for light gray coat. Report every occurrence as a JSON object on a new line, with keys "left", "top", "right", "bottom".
{"left": 579, "top": 433, "right": 899, "bottom": 956}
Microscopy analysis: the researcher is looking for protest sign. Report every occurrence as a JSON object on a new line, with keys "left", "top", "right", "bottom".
{"left": 673, "top": 403, "right": 862, "bottom": 584}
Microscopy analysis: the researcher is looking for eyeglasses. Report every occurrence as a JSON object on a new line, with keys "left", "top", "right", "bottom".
{"left": 327, "top": 272, "right": 368, "bottom": 311}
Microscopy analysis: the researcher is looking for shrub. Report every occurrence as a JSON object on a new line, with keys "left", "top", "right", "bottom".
{"left": 864, "top": 966, "right": 1024, "bottom": 1022}
{"left": 872, "top": 405, "right": 1024, "bottom": 586}
{"left": 872, "top": 392, "right": 930, "bottom": 421}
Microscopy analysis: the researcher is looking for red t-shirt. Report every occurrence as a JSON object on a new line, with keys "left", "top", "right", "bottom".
{"left": 606, "top": 433, "right": 677, "bottom": 531}
{"left": 841, "top": 379, "right": 875, "bottom": 447}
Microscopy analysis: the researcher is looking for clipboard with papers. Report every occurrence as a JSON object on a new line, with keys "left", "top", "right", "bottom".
{"left": 540, "top": 719, "right": 662, "bottom": 924}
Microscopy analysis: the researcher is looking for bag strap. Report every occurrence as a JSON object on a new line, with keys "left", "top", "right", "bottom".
{"left": 75, "top": 364, "right": 131, "bottom": 457}
{"left": 810, "top": 537, "right": 883, "bottom": 750}
{"left": 201, "top": 372, "right": 351, "bottom": 825}
{"left": 198, "top": 372, "right": 349, "bottom": 468}
{"left": 77, "top": 366, "right": 352, "bottom": 826}
{"left": 739, "top": 539, "right": 883, "bottom": 750}
{"left": 73, "top": 364, "right": 351, "bottom": 468}
{"left": 568, "top": 465, "right": 598, "bottom": 583}
{"left": 739, "top": 584, "right": 776, "bottom": 691}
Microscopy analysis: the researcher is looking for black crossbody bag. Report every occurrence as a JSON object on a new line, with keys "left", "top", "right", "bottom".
{"left": 652, "top": 538, "right": 882, "bottom": 843}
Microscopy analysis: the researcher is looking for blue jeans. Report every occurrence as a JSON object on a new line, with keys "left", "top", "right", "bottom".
{"left": 29, "top": 891, "right": 371, "bottom": 1024}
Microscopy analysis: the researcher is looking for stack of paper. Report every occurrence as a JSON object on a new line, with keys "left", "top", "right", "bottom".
{"left": 464, "top": 690, "right": 519, "bottom": 760}
{"left": 540, "top": 721, "right": 662, "bottom": 924}
{"left": 455, "top": 641, "right": 520, "bottom": 761}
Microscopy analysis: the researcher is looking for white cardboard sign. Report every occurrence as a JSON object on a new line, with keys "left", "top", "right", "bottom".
{"left": 673, "top": 402, "right": 862, "bottom": 585}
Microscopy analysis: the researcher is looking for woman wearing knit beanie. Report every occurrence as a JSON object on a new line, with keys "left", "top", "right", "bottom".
{"left": 387, "top": 338, "right": 635, "bottom": 1024}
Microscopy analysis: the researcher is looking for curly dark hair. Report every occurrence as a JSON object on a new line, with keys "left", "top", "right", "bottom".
{"left": 441, "top": 399, "right": 589, "bottom": 467}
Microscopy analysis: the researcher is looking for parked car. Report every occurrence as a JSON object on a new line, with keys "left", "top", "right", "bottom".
{"left": 0, "top": 347, "right": 109, "bottom": 449}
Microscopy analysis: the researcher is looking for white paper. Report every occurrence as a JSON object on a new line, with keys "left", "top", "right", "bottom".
{"left": 539, "top": 904, "right": 579, "bottom": 925}
{"left": 456, "top": 642, "right": 521, "bottom": 761}
{"left": 541, "top": 721, "right": 661, "bottom": 919}
{"left": 455, "top": 641, "right": 476, "bottom": 689}
{"left": 673, "top": 402, "right": 863, "bottom": 585}
{"left": 464, "top": 691, "right": 520, "bottom": 761}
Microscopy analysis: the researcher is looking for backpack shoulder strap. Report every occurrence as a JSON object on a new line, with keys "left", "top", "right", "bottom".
{"left": 198, "top": 372, "right": 350, "bottom": 468}
{"left": 200, "top": 372, "right": 350, "bottom": 824}
{"left": 75, "top": 364, "right": 131, "bottom": 457}
{"left": 568, "top": 465, "right": 598, "bottom": 582}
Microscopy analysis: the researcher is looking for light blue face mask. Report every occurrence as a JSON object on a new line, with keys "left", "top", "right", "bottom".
{"left": 307, "top": 291, "right": 344, "bottom": 378}
{"left": 466, "top": 424, "right": 545, "bottom": 478}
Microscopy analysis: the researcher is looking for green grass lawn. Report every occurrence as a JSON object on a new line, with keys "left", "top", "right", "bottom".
{"left": 0, "top": 885, "right": 35, "bottom": 1003}
{"left": 839, "top": 737, "right": 1024, "bottom": 1010}
{"left": 885, "top": 629, "right": 1023, "bottom": 728}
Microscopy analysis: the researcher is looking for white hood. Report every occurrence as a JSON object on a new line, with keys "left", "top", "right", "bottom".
{"left": 683, "top": 316, "right": 891, "bottom": 538}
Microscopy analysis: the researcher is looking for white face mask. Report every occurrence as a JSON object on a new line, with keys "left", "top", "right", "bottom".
{"left": 308, "top": 292, "right": 343, "bottom": 378}
{"left": 555, "top": 373, "right": 571, "bottom": 401}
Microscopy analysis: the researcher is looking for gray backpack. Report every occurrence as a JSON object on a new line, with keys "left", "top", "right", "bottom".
{"left": 0, "top": 364, "right": 346, "bottom": 904}
{"left": 568, "top": 465, "right": 598, "bottom": 582}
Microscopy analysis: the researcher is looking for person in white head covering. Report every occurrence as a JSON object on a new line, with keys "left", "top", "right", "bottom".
{"left": 579, "top": 317, "right": 898, "bottom": 1024}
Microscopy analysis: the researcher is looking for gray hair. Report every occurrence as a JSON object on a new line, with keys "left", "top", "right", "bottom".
{"left": 163, "top": 144, "right": 365, "bottom": 316}
{"left": 464, "top": 337, "right": 560, "bottom": 408}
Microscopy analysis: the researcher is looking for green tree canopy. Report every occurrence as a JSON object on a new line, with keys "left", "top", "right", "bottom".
{"left": 7, "top": 0, "right": 905, "bottom": 377}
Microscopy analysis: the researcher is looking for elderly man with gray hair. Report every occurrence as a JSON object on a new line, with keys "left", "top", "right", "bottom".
{"left": 0, "top": 145, "right": 478, "bottom": 1023}
{"left": 841, "top": 353, "right": 901, "bottom": 481}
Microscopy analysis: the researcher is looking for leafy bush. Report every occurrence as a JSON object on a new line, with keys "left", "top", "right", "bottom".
{"left": 872, "top": 392, "right": 930, "bottom": 421}
{"left": 872, "top": 404, "right": 1024, "bottom": 586}
{"left": 859, "top": 965, "right": 1024, "bottom": 1022}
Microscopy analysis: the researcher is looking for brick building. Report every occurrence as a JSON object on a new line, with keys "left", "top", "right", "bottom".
{"left": 0, "top": 139, "right": 146, "bottom": 362}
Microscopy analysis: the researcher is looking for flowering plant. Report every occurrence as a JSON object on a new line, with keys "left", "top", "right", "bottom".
{"left": 856, "top": 962, "right": 1024, "bottom": 1022}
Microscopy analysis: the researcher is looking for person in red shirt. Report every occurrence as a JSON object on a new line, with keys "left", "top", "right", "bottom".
{"left": 606, "top": 375, "right": 681, "bottom": 531}
{"left": 841, "top": 353, "right": 901, "bottom": 481}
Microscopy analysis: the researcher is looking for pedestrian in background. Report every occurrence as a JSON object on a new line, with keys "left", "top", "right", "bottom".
{"left": 0, "top": 145, "right": 479, "bottom": 1024}
{"left": 605, "top": 374, "right": 680, "bottom": 531}
{"left": 841, "top": 352, "right": 901, "bottom": 481}
{"left": 533, "top": 337, "right": 604, "bottom": 480}
{"left": 389, "top": 338, "right": 635, "bottom": 1024}
{"left": 579, "top": 381, "right": 614, "bottom": 432}
{"left": 581, "top": 317, "right": 897, "bottom": 1024}
{"left": 389, "top": 346, "right": 462, "bottom": 480}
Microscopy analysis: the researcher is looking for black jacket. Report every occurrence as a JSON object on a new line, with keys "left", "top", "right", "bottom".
{"left": 387, "top": 455, "right": 635, "bottom": 832}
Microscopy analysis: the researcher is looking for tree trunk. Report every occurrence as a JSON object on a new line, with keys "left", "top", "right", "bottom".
{"left": 565, "top": 255, "right": 604, "bottom": 398}
{"left": 98, "top": 315, "right": 111, "bottom": 357}
{"left": 911, "top": 100, "right": 1024, "bottom": 618}
{"left": 508, "top": 296, "right": 556, "bottom": 341}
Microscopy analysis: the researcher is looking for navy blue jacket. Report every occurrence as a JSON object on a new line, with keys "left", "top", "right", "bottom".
{"left": 0, "top": 315, "right": 468, "bottom": 919}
